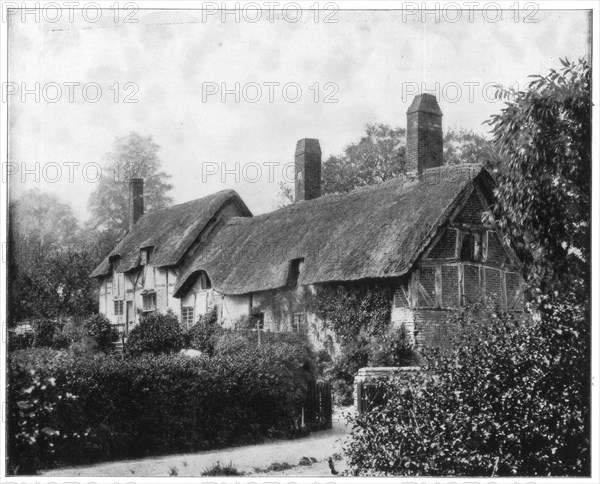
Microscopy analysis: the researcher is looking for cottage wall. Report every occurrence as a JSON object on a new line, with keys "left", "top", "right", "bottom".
{"left": 394, "top": 185, "right": 525, "bottom": 349}
{"left": 99, "top": 266, "right": 181, "bottom": 335}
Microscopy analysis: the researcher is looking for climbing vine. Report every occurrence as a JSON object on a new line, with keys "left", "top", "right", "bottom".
{"left": 311, "top": 281, "right": 395, "bottom": 344}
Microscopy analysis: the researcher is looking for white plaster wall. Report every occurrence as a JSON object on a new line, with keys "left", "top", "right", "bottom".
{"left": 220, "top": 294, "right": 251, "bottom": 328}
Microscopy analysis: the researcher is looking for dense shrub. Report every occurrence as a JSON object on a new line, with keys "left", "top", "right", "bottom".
{"left": 8, "top": 331, "right": 35, "bottom": 351}
{"left": 187, "top": 307, "right": 222, "bottom": 355}
{"left": 344, "top": 299, "right": 589, "bottom": 476}
{"left": 84, "top": 314, "right": 117, "bottom": 351}
{"left": 367, "top": 325, "right": 417, "bottom": 367}
{"left": 126, "top": 310, "right": 184, "bottom": 356}
{"left": 8, "top": 335, "right": 316, "bottom": 474}
{"left": 214, "top": 330, "right": 254, "bottom": 355}
{"left": 31, "top": 319, "right": 66, "bottom": 348}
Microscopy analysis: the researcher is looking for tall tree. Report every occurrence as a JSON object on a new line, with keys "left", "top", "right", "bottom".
{"left": 487, "top": 57, "right": 591, "bottom": 300}
{"left": 9, "top": 190, "right": 98, "bottom": 321}
{"left": 278, "top": 125, "right": 502, "bottom": 205}
{"left": 87, "top": 132, "right": 174, "bottom": 235}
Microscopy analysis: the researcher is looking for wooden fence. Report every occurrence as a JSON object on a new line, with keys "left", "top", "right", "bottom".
{"left": 304, "top": 379, "right": 332, "bottom": 430}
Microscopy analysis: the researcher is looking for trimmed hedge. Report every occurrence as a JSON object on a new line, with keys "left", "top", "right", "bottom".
{"left": 8, "top": 338, "right": 315, "bottom": 474}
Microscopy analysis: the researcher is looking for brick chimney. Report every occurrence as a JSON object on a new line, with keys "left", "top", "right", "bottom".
{"left": 129, "top": 178, "right": 144, "bottom": 229}
{"left": 406, "top": 94, "right": 443, "bottom": 177}
{"left": 295, "top": 138, "right": 322, "bottom": 202}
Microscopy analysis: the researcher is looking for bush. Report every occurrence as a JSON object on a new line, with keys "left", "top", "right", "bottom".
{"left": 213, "top": 330, "right": 254, "bottom": 356}
{"left": 187, "top": 307, "right": 221, "bottom": 355}
{"left": 367, "top": 325, "right": 418, "bottom": 367}
{"left": 31, "top": 320, "right": 66, "bottom": 349}
{"left": 8, "top": 331, "right": 35, "bottom": 351}
{"left": 84, "top": 314, "right": 117, "bottom": 351}
{"left": 8, "top": 335, "right": 317, "bottom": 474}
{"left": 126, "top": 310, "right": 184, "bottom": 356}
{"left": 344, "top": 299, "right": 589, "bottom": 476}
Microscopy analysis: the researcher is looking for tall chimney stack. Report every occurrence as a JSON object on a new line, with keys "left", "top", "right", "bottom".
{"left": 295, "top": 138, "right": 322, "bottom": 202}
{"left": 129, "top": 178, "right": 144, "bottom": 229}
{"left": 406, "top": 94, "right": 443, "bottom": 178}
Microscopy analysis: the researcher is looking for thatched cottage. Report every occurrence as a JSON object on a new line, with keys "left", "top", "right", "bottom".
{"left": 90, "top": 94, "right": 524, "bottom": 350}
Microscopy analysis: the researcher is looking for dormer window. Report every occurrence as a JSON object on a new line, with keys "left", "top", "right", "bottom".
{"left": 141, "top": 247, "right": 153, "bottom": 265}
{"left": 200, "top": 271, "right": 212, "bottom": 290}
{"left": 288, "top": 258, "right": 304, "bottom": 287}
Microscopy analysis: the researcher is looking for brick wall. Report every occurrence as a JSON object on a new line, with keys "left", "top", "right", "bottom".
{"left": 419, "top": 266, "right": 436, "bottom": 306}
{"left": 442, "top": 265, "right": 459, "bottom": 308}
{"left": 454, "top": 190, "right": 485, "bottom": 225}
{"left": 427, "top": 228, "right": 457, "bottom": 259}
{"left": 484, "top": 267, "right": 503, "bottom": 307}
{"left": 463, "top": 264, "right": 481, "bottom": 304}
{"left": 487, "top": 230, "right": 510, "bottom": 266}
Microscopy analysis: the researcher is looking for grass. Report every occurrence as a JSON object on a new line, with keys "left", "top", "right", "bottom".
{"left": 201, "top": 461, "right": 243, "bottom": 476}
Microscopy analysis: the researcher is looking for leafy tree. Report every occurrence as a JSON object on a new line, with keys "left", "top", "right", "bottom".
{"left": 87, "top": 132, "right": 174, "bottom": 235}
{"left": 10, "top": 190, "right": 80, "bottom": 273}
{"left": 487, "top": 57, "right": 591, "bottom": 300}
{"left": 9, "top": 190, "right": 98, "bottom": 322}
{"left": 278, "top": 125, "right": 500, "bottom": 205}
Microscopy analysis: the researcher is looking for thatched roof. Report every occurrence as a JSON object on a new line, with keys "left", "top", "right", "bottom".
{"left": 174, "top": 165, "right": 491, "bottom": 296}
{"left": 90, "top": 190, "right": 251, "bottom": 277}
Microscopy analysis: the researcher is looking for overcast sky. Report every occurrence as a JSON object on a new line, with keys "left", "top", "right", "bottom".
{"left": 8, "top": 7, "right": 591, "bottom": 221}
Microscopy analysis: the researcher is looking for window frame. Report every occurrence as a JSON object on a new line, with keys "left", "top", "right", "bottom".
{"left": 142, "top": 292, "right": 157, "bottom": 312}
{"left": 114, "top": 299, "right": 124, "bottom": 316}
{"left": 291, "top": 312, "right": 307, "bottom": 333}
{"left": 181, "top": 306, "right": 195, "bottom": 328}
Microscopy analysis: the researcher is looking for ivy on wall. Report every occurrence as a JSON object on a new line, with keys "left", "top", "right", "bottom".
{"left": 310, "top": 281, "right": 395, "bottom": 344}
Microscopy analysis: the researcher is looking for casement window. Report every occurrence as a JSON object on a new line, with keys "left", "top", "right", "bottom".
{"left": 114, "top": 300, "right": 124, "bottom": 316}
{"left": 142, "top": 292, "right": 157, "bottom": 312}
{"left": 181, "top": 306, "right": 194, "bottom": 327}
{"left": 291, "top": 313, "right": 307, "bottom": 333}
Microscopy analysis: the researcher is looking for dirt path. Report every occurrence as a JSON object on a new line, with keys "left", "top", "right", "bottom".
{"left": 41, "top": 414, "right": 352, "bottom": 477}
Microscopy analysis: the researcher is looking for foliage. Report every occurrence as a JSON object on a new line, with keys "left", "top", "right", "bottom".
{"left": 367, "top": 325, "right": 417, "bottom": 367}
{"left": 201, "top": 462, "right": 244, "bottom": 476}
{"left": 31, "top": 320, "right": 67, "bottom": 349}
{"left": 126, "top": 310, "right": 184, "bottom": 356}
{"left": 313, "top": 281, "right": 394, "bottom": 344}
{"left": 277, "top": 125, "right": 499, "bottom": 205}
{"left": 186, "top": 307, "right": 221, "bottom": 355}
{"left": 8, "top": 331, "right": 35, "bottom": 351}
{"left": 9, "top": 191, "right": 99, "bottom": 322}
{"left": 213, "top": 330, "right": 254, "bottom": 356}
{"left": 344, "top": 301, "right": 589, "bottom": 476}
{"left": 486, "top": 57, "right": 590, "bottom": 300}
{"left": 7, "top": 349, "right": 85, "bottom": 475}
{"left": 313, "top": 281, "right": 400, "bottom": 396}
{"left": 84, "top": 314, "right": 118, "bottom": 351}
{"left": 8, "top": 339, "right": 316, "bottom": 474}
{"left": 87, "top": 132, "right": 173, "bottom": 235}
